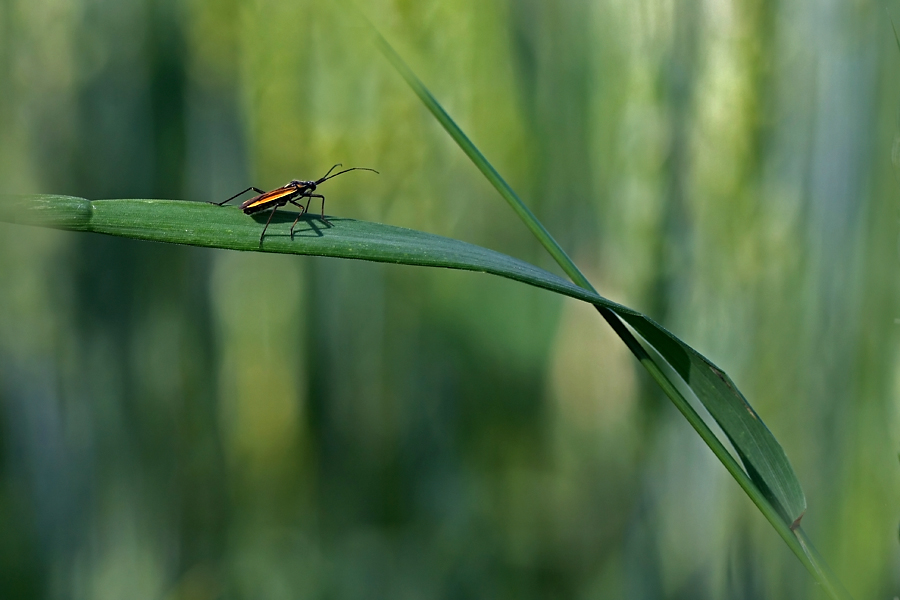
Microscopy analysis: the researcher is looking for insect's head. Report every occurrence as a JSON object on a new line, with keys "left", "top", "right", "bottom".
{"left": 288, "top": 179, "right": 315, "bottom": 188}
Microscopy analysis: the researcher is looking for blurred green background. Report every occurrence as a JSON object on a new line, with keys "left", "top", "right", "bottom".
{"left": 0, "top": 0, "right": 898, "bottom": 597}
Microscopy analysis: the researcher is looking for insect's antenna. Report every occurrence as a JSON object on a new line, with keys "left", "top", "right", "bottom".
{"left": 319, "top": 164, "right": 342, "bottom": 180}
{"left": 318, "top": 167, "right": 379, "bottom": 184}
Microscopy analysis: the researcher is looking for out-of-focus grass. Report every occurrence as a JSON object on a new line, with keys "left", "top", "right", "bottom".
{"left": 0, "top": 1, "right": 896, "bottom": 598}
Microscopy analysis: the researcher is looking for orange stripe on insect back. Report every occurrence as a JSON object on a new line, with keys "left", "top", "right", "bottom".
{"left": 240, "top": 187, "right": 296, "bottom": 210}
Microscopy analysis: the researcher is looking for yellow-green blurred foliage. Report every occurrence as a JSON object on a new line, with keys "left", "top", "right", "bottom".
{"left": 0, "top": 0, "right": 897, "bottom": 597}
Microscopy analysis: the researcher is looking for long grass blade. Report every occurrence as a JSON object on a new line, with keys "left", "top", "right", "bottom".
{"left": 0, "top": 195, "right": 646, "bottom": 302}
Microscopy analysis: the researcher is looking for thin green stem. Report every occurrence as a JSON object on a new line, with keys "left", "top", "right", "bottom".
{"left": 374, "top": 29, "right": 852, "bottom": 599}
{"left": 795, "top": 527, "right": 854, "bottom": 599}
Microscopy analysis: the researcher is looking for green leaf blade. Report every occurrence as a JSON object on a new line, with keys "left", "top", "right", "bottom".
{"left": 2, "top": 195, "right": 807, "bottom": 526}
{"left": 0, "top": 195, "right": 633, "bottom": 312}
{"left": 621, "top": 313, "right": 806, "bottom": 525}
{"left": 0, "top": 192, "right": 830, "bottom": 593}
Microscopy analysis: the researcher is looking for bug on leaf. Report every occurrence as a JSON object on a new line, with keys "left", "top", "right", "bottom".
{"left": 214, "top": 164, "right": 378, "bottom": 244}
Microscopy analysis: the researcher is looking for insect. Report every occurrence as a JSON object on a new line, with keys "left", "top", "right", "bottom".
{"left": 214, "top": 164, "right": 379, "bottom": 243}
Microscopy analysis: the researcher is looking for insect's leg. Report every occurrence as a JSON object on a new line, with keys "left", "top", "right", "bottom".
{"left": 288, "top": 199, "right": 306, "bottom": 238}
{"left": 307, "top": 194, "right": 329, "bottom": 225}
{"left": 258, "top": 206, "right": 279, "bottom": 245}
{"left": 212, "top": 187, "right": 265, "bottom": 206}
